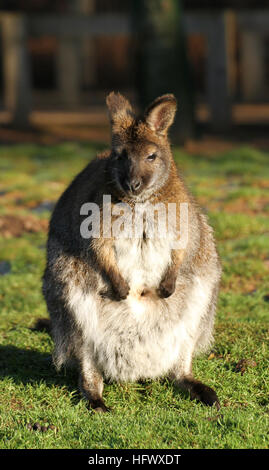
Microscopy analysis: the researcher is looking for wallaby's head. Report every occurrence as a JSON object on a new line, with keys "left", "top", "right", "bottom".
{"left": 106, "top": 92, "right": 177, "bottom": 200}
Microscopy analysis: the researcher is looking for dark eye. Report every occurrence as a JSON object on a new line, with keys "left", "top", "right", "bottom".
{"left": 146, "top": 153, "right": 157, "bottom": 161}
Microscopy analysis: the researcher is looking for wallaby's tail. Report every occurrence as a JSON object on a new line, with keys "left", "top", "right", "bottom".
{"left": 31, "top": 317, "right": 51, "bottom": 334}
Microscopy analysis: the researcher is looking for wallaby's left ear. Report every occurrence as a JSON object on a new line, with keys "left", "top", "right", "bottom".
{"left": 144, "top": 94, "right": 177, "bottom": 135}
{"left": 106, "top": 91, "right": 134, "bottom": 133}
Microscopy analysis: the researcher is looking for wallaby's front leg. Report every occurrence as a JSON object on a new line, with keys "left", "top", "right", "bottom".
{"left": 157, "top": 250, "right": 183, "bottom": 298}
{"left": 93, "top": 239, "right": 130, "bottom": 300}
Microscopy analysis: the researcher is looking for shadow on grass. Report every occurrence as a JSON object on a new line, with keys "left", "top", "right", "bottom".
{"left": 0, "top": 345, "right": 80, "bottom": 404}
{"left": 0, "top": 344, "right": 194, "bottom": 411}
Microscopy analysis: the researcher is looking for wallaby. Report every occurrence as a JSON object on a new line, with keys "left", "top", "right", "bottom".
{"left": 42, "top": 92, "right": 221, "bottom": 412}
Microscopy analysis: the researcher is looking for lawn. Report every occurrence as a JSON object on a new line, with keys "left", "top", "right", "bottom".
{"left": 0, "top": 142, "right": 268, "bottom": 449}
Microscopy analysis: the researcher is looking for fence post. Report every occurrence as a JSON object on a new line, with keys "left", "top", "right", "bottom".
{"left": 57, "top": 35, "right": 81, "bottom": 108}
{"left": 79, "top": 0, "right": 96, "bottom": 89}
{"left": 207, "top": 12, "right": 232, "bottom": 130}
{"left": 56, "top": 0, "right": 92, "bottom": 107}
{"left": 133, "top": 0, "right": 194, "bottom": 143}
{"left": 241, "top": 31, "right": 266, "bottom": 101}
{"left": 1, "top": 13, "right": 32, "bottom": 127}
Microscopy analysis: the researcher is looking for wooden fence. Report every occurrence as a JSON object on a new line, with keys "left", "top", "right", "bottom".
{"left": 0, "top": 10, "right": 268, "bottom": 129}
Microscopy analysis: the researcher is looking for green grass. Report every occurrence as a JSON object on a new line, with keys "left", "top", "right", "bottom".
{"left": 0, "top": 142, "right": 268, "bottom": 449}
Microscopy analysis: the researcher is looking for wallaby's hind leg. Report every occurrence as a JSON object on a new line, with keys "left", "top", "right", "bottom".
{"left": 79, "top": 357, "right": 109, "bottom": 413}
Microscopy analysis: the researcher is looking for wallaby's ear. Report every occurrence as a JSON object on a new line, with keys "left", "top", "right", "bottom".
{"left": 144, "top": 94, "right": 177, "bottom": 135}
{"left": 106, "top": 91, "right": 134, "bottom": 133}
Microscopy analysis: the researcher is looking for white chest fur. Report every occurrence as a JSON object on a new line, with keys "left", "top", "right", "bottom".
{"left": 114, "top": 236, "right": 171, "bottom": 292}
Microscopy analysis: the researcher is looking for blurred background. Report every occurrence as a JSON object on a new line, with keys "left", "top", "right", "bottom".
{"left": 0, "top": 0, "right": 269, "bottom": 148}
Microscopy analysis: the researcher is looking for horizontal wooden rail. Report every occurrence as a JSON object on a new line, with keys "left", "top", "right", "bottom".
{"left": 1, "top": 10, "right": 269, "bottom": 37}
{"left": 29, "top": 13, "right": 131, "bottom": 36}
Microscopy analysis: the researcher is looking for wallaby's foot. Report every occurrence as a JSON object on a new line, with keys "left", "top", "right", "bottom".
{"left": 79, "top": 370, "right": 109, "bottom": 413}
{"left": 177, "top": 376, "right": 220, "bottom": 409}
{"left": 31, "top": 317, "right": 51, "bottom": 334}
{"left": 88, "top": 398, "right": 110, "bottom": 413}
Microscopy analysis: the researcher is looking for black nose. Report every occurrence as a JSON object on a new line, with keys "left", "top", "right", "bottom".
{"left": 123, "top": 178, "right": 142, "bottom": 194}
{"left": 130, "top": 179, "right": 141, "bottom": 193}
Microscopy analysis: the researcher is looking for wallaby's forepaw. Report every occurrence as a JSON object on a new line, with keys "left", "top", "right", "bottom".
{"left": 157, "top": 276, "right": 176, "bottom": 298}
{"left": 112, "top": 280, "right": 130, "bottom": 301}
{"left": 100, "top": 279, "right": 130, "bottom": 301}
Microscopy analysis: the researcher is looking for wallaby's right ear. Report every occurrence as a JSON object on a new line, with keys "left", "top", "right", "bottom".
{"left": 106, "top": 92, "right": 134, "bottom": 133}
